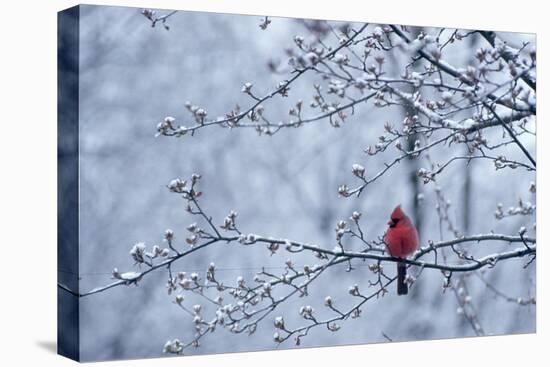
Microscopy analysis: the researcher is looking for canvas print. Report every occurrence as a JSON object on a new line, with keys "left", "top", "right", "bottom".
{"left": 57, "top": 4, "right": 536, "bottom": 362}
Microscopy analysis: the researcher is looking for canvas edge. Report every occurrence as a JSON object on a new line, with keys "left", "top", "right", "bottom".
{"left": 57, "top": 4, "right": 81, "bottom": 362}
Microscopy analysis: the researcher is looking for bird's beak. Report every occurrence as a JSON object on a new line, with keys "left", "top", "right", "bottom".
{"left": 387, "top": 219, "right": 393, "bottom": 226}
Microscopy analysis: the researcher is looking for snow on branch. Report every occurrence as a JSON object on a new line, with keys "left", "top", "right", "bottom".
{"left": 59, "top": 174, "right": 536, "bottom": 352}
{"left": 154, "top": 22, "right": 536, "bottom": 192}
{"left": 59, "top": 17, "right": 537, "bottom": 354}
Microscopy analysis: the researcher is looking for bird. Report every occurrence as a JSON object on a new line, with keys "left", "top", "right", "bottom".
{"left": 384, "top": 205, "right": 419, "bottom": 295}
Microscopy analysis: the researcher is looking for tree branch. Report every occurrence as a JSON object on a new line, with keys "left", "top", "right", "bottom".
{"left": 483, "top": 102, "right": 536, "bottom": 167}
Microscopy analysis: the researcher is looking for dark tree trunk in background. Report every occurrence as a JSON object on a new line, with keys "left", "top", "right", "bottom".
{"left": 406, "top": 106, "right": 424, "bottom": 301}
{"left": 462, "top": 145, "right": 472, "bottom": 235}
{"left": 457, "top": 34, "right": 478, "bottom": 334}
{"left": 398, "top": 27, "right": 425, "bottom": 300}
{"left": 383, "top": 34, "right": 426, "bottom": 301}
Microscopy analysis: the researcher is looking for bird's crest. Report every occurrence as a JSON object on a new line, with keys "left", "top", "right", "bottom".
{"left": 390, "top": 205, "right": 406, "bottom": 221}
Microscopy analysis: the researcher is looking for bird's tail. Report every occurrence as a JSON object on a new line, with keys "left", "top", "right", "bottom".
{"left": 397, "top": 262, "right": 408, "bottom": 295}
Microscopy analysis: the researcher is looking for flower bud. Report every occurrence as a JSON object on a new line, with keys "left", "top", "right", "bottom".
{"left": 274, "top": 316, "right": 285, "bottom": 329}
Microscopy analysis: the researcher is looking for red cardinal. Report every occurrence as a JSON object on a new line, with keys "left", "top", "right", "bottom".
{"left": 384, "top": 205, "right": 419, "bottom": 295}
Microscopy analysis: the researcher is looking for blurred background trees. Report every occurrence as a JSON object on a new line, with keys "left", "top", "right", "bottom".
{"left": 70, "top": 5, "right": 535, "bottom": 361}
